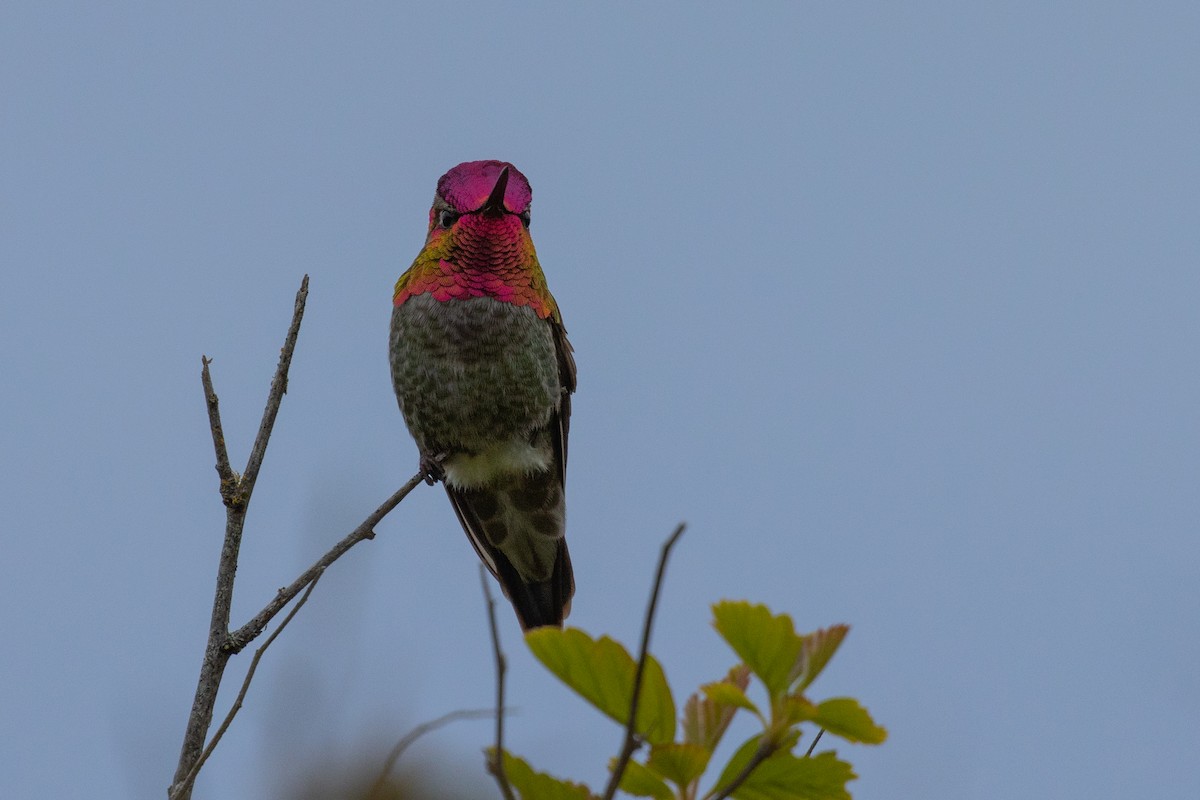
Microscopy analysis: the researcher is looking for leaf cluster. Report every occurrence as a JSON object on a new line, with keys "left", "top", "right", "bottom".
{"left": 493, "top": 601, "right": 886, "bottom": 800}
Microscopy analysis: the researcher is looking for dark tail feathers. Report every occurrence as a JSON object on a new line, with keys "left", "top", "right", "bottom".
{"left": 492, "top": 539, "right": 573, "bottom": 631}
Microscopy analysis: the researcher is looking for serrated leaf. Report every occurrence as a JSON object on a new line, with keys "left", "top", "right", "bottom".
{"left": 789, "top": 697, "right": 887, "bottom": 745}
{"left": 612, "top": 758, "right": 673, "bottom": 799}
{"left": 526, "top": 627, "right": 676, "bottom": 744}
{"left": 646, "top": 742, "right": 710, "bottom": 787}
{"left": 788, "top": 625, "right": 849, "bottom": 693}
{"left": 685, "top": 664, "right": 754, "bottom": 749}
{"left": 493, "top": 750, "right": 598, "bottom": 800}
{"left": 702, "top": 681, "right": 759, "bottom": 716}
{"left": 712, "top": 602, "right": 803, "bottom": 698}
{"left": 730, "top": 751, "right": 856, "bottom": 800}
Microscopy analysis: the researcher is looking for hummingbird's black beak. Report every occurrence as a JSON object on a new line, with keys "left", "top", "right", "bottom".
{"left": 480, "top": 166, "right": 510, "bottom": 217}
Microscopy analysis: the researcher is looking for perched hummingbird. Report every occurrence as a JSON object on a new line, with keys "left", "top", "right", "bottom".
{"left": 389, "top": 161, "right": 576, "bottom": 630}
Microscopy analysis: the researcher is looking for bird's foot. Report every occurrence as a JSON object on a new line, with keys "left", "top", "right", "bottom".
{"left": 420, "top": 452, "right": 448, "bottom": 485}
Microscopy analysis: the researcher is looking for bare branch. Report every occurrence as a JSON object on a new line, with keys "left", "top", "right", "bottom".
{"left": 480, "top": 567, "right": 517, "bottom": 800}
{"left": 171, "top": 274, "right": 311, "bottom": 799}
{"left": 804, "top": 728, "right": 825, "bottom": 757}
{"left": 602, "top": 523, "right": 686, "bottom": 800}
{"left": 368, "top": 709, "right": 497, "bottom": 799}
{"left": 172, "top": 571, "right": 324, "bottom": 798}
{"left": 170, "top": 474, "right": 424, "bottom": 798}
{"left": 170, "top": 277, "right": 427, "bottom": 798}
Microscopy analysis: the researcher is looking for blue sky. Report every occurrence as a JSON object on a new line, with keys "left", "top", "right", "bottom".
{"left": 2, "top": 3, "right": 1198, "bottom": 798}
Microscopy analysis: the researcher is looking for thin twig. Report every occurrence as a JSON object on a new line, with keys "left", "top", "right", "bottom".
{"left": 200, "top": 358, "right": 235, "bottom": 506}
{"left": 238, "top": 275, "right": 309, "bottom": 501}
{"left": 480, "top": 567, "right": 517, "bottom": 800}
{"left": 804, "top": 728, "right": 825, "bottom": 757}
{"left": 169, "top": 277, "right": 429, "bottom": 799}
{"left": 368, "top": 709, "right": 497, "bottom": 798}
{"left": 602, "top": 523, "right": 686, "bottom": 800}
{"left": 173, "top": 571, "right": 324, "bottom": 797}
{"left": 226, "top": 471, "right": 425, "bottom": 653}
{"left": 169, "top": 474, "right": 423, "bottom": 798}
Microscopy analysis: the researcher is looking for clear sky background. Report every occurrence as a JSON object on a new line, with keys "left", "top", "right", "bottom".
{"left": 2, "top": 3, "right": 1197, "bottom": 798}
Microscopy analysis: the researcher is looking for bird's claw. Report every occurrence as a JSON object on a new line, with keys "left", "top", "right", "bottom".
{"left": 420, "top": 452, "right": 447, "bottom": 485}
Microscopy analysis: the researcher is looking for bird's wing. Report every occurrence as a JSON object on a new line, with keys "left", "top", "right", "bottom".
{"left": 548, "top": 318, "right": 576, "bottom": 484}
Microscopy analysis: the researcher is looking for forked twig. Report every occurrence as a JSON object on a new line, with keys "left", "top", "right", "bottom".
{"left": 480, "top": 567, "right": 517, "bottom": 800}
{"left": 174, "top": 571, "right": 325, "bottom": 796}
{"left": 170, "top": 276, "right": 311, "bottom": 799}
{"left": 602, "top": 523, "right": 686, "bottom": 800}
{"left": 169, "top": 277, "right": 427, "bottom": 798}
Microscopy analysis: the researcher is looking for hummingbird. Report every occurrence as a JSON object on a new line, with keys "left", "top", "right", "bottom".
{"left": 389, "top": 161, "right": 576, "bottom": 630}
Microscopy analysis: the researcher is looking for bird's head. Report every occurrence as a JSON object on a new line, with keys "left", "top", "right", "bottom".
{"left": 395, "top": 160, "right": 556, "bottom": 318}
{"left": 425, "top": 160, "right": 533, "bottom": 245}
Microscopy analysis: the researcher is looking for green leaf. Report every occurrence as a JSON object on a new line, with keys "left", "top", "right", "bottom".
{"left": 647, "top": 742, "right": 711, "bottom": 787}
{"left": 788, "top": 625, "right": 849, "bottom": 693}
{"left": 494, "top": 750, "right": 598, "bottom": 800}
{"left": 702, "top": 680, "right": 759, "bottom": 716}
{"left": 526, "top": 627, "right": 676, "bottom": 744}
{"left": 789, "top": 697, "right": 887, "bottom": 745}
{"left": 613, "top": 758, "right": 673, "bottom": 799}
{"left": 685, "top": 665, "right": 755, "bottom": 750}
{"left": 705, "top": 665, "right": 755, "bottom": 710}
{"left": 712, "top": 602, "right": 803, "bottom": 698}
{"left": 712, "top": 732, "right": 799, "bottom": 792}
{"left": 729, "top": 751, "right": 856, "bottom": 800}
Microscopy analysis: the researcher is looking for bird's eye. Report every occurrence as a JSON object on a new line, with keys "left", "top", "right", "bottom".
{"left": 437, "top": 209, "right": 460, "bottom": 228}
{"left": 519, "top": 211, "right": 531, "bottom": 229}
